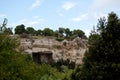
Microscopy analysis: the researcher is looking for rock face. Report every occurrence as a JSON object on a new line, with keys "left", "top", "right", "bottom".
{"left": 20, "top": 37, "right": 88, "bottom": 64}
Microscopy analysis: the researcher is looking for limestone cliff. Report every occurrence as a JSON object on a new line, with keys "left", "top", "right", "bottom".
{"left": 20, "top": 37, "right": 88, "bottom": 64}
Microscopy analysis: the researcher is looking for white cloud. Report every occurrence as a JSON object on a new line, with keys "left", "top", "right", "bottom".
{"left": 31, "top": 0, "right": 42, "bottom": 9}
{"left": 91, "top": 0, "right": 120, "bottom": 10}
{"left": 72, "top": 12, "right": 108, "bottom": 22}
{"left": 72, "top": 14, "right": 88, "bottom": 22}
{"left": 62, "top": 2, "right": 76, "bottom": 10}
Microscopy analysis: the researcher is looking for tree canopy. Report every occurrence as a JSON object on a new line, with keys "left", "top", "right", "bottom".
{"left": 15, "top": 24, "right": 26, "bottom": 34}
{"left": 26, "top": 27, "right": 35, "bottom": 35}
{"left": 71, "top": 12, "right": 120, "bottom": 80}
{"left": 14, "top": 24, "right": 87, "bottom": 39}
{"left": 0, "top": 34, "right": 73, "bottom": 80}
{"left": 42, "top": 28, "right": 54, "bottom": 36}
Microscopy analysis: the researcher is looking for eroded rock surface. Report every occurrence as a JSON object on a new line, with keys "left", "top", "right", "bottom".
{"left": 20, "top": 37, "right": 88, "bottom": 64}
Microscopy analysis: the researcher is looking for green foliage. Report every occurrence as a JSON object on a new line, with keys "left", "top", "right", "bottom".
{"left": 88, "top": 33, "right": 100, "bottom": 45}
{"left": 65, "top": 28, "right": 72, "bottom": 38}
{"left": 36, "top": 63, "right": 72, "bottom": 80}
{"left": 0, "top": 35, "right": 33, "bottom": 80}
{"left": 43, "top": 28, "right": 54, "bottom": 36}
{"left": 4, "top": 27, "right": 13, "bottom": 34}
{"left": 71, "top": 65, "right": 82, "bottom": 80}
{"left": 58, "top": 27, "right": 65, "bottom": 37}
{"left": 73, "top": 29, "right": 86, "bottom": 39}
{"left": 0, "top": 35, "right": 19, "bottom": 51}
{"left": 72, "top": 12, "right": 120, "bottom": 80}
{"left": 15, "top": 24, "right": 26, "bottom": 34}
{"left": 14, "top": 24, "right": 87, "bottom": 40}
{"left": 52, "top": 59, "right": 75, "bottom": 72}
{"left": 35, "top": 29, "right": 43, "bottom": 36}
{"left": 56, "top": 37, "right": 64, "bottom": 41}
{"left": 26, "top": 27, "right": 35, "bottom": 35}
{"left": 0, "top": 34, "right": 73, "bottom": 80}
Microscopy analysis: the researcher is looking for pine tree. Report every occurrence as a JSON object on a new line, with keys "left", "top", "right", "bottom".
{"left": 72, "top": 12, "right": 120, "bottom": 80}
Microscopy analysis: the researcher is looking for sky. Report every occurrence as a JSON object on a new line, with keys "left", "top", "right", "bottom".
{"left": 0, "top": 0, "right": 120, "bottom": 36}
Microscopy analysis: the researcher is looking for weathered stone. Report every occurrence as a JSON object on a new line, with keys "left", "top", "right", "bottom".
{"left": 19, "top": 37, "right": 88, "bottom": 64}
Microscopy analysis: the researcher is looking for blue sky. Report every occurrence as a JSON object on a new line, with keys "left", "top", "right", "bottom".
{"left": 0, "top": 0, "right": 120, "bottom": 36}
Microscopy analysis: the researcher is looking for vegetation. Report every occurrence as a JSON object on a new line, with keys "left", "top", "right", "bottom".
{"left": 0, "top": 18, "right": 13, "bottom": 34}
{"left": 26, "top": 27, "right": 35, "bottom": 36}
{"left": 0, "top": 34, "right": 73, "bottom": 80}
{"left": 1, "top": 12, "right": 120, "bottom": 80}
{"left": 52, "top": 59, "right": 75, "bottom": 71}
{"left": 4, "top": 27, "right": 13, "bottom": 34}
{"left": 14, "top": 25, "right": 87, "bottom": 40}
{"left": 15, "top": 24, "right": 26, "bottom": 34}
{"left": 71, "top": 12, "right": 120, "bottom": 80}
{"left": 55, "top": 37, "right": 64, "bottom": 41}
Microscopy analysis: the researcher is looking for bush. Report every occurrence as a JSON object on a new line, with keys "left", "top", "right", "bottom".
{"left": 71, "top": 12, "right": 120, "bottom": 80}
{"left": 56, "top": 37, "right": 64, "bottom": 41}
{"left": 0, "top": 34, "right": 73, "bottom": 80}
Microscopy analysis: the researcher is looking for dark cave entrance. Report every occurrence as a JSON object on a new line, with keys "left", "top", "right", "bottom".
{"left": 32, "top": 51, "right": 53, "bottom": 64}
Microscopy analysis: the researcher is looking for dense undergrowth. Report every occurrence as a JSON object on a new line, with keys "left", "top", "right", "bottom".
{"left": 0, "top": 34, "right": 73, "bottom": 80}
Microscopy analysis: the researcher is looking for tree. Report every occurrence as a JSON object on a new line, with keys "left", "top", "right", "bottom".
{"left": 72, "top": 12, "right": 120, "bottom": 80}
{"left": 26, "top": 27, "right": 35, "bottom": 35}
{"left": 88, "top": 26, "right": 100, "bottom": 45}
{"left": 0, "top": 34, "right": 72, "bottom": 80}
{"left": 54, "top": 30, "right": 59, "bottom": 37}
{"left": 58, "top": 27, "right": 65, "bottom": 37}
{"left": 35, "top": 29, "right": 43, "bottom": 36}
{"left": 0, "top": 35, "right": 37, "bottom": 80}
{"left": 43, "top": 28, "right": 54, "bottom": 36}
{"left": 15, "top": 24, "right": 26, "bottom": 34}
{"left": 0, "top": 18, "right": 7, "bottom": 33}
{"left": 73, "top": 29, "right": 87, "bottom": 39}
{"left": 65, "top": 28, "right": 72, "bottom": 38}
{"left": 4, "top": 27, "right": 13, "bottom": 34}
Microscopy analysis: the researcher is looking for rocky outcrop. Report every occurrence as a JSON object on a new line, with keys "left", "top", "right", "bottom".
{"left": 20, "top": 37, "right": 88, "bottom": 64}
